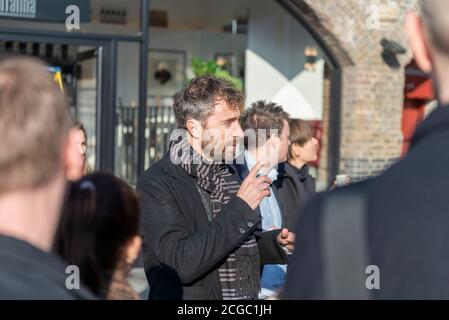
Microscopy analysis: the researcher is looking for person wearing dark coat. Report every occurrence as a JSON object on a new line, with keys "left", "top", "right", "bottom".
{"left": 284, "top": 119, "right": 318, "bottom": 226}
{"left": 137, "top": 76, "right": 295, "bottom": 300}
{"left": 0, "top": 235, "right": 94, "bottom": 299}
{"left": 285, "top": 2, "right": 449, "bottom": 299}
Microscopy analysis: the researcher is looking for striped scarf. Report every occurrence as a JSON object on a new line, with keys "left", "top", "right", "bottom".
{"left": 170, "top": 135, "right": 260, "bottom": 299}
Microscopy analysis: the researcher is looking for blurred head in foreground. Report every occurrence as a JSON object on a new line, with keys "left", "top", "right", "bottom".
{"left": 0, "top": 56, "right": 78, "bottom": 252}
{"left": 406, "top": 0, "right": 449, "bottom": 105}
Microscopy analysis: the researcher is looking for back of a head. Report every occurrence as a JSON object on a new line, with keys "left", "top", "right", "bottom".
{"left": 54, "top": 173, "right": 140, "bottom": 298}
{"left": 0, "top": 56, "right": 71, "bottom": 193}
{"left": 240, "top": 100, "right": 290, "bottom": 149}
{"left": 421, "top": 0, "right": 449, "bottom": 55}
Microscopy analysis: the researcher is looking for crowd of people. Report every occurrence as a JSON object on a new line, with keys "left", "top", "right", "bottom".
{"left": 1, "top": 0, "right": 449, "bottom": 299}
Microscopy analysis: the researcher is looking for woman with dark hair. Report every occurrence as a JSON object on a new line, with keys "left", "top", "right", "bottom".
{"left": 287, "top": 119, "right": 318, "bottom": 204}
{"left": 54, "top": 173, "right": 142, "bottom": 300}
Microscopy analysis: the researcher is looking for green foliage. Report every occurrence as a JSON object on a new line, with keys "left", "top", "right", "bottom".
{"left": 191, "top": 57, "right": 243, "bottom": 90}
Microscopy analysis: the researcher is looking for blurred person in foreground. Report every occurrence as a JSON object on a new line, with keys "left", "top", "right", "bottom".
{"left": 285, "top": 0, "right": 449, "bottom": 299}
{"left": 54, "top": 173, "right": 142, "bottom": 300}
{"left": 0, "top": 56, "right": 93, "bottom": 299}
{"left": 137, "top": 75, "right": 294, "bottom": 300}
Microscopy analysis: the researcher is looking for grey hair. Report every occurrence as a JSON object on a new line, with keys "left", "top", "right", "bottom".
{"left": 173, "top": 75, "right": 244, "bottom": 129}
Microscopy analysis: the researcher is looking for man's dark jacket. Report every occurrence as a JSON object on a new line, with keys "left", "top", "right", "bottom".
{"left": 285, "top": 105, "right": 449, "bottom": 299}
{"left": 137, "top": 152, "right": 288, "bottom": 300}
{"left": 0, "top": 235, "right": 94, "bottom": 299}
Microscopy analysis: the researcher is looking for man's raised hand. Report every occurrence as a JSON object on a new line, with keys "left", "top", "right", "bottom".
{"left": 237, "top": 162, "right": 272, "bottom": 210}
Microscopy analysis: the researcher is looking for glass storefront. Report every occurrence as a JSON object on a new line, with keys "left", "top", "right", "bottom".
{"left": 72, "top": 45, "right": 99, "bottom": 171}
{"left": 0, "top": 0, "right": 148, "bottom": 186}
{"left": 0, "top": 41, "right": 101, "bottom": 170}
{"left": 115, "top": 41, "right": 140, "bottom": 184}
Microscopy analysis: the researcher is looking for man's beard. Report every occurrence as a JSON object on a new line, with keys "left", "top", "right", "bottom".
{"left": 200, "top": 138, "right": 237, "bottom": 163}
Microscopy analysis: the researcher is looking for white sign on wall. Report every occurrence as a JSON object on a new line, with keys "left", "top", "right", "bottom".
{"left": 0, "top": 0, "right": 36, "bottom": 19}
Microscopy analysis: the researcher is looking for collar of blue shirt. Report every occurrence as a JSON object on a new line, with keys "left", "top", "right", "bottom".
{"left": 244, "top": 151, "right": 279, "bottom": 182}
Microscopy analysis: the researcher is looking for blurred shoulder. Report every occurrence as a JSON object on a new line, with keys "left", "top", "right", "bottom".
{"left": 301, "top": 179, "right": 374, "bottom": 223}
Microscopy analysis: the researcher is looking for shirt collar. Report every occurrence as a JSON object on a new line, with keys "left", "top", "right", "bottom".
{"left": 244, "top": 151, "right": 279, "bottom": 182}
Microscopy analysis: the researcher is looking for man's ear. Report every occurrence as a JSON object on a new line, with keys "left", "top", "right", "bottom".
{"left": 64, "top": 128, "right": 83, "bottom": 181}
{"left": 290, "top": 143, "right": 300, "bottom": 158}
{"left": 186, "top": 118, "right": 202, "bottom": 139}
{"left": 405, "top": 11, "right": 433, "bottom": 73}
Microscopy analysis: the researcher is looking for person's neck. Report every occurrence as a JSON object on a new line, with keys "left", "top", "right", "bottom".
{"left": 289, "top": 158, "right": 307, "bottom": 170}
{"left": 0, "top": 173, "right": 66, "bottom": 252}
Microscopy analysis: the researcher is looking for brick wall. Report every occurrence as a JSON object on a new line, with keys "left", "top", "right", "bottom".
{"left": 291, "top": 0, "right": 418, "bottom": 183}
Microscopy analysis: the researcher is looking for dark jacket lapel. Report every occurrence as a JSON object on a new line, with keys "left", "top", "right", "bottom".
{"left": 160, "top": 153, "right": 211, "bottom": 229}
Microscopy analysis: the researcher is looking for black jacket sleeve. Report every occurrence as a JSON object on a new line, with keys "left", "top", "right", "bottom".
{"left": 257, "top": 229, "right": 288, "bottom": 265}
{"left": 137, "top": 179, "right": 262, "bottom": 285}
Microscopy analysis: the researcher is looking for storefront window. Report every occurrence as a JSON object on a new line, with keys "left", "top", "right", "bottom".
{"left": 0, "top": 40, "right": 100, "bottom": 170}
{"left": 115, "top": 41, "right": 139, "bottom": 185}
